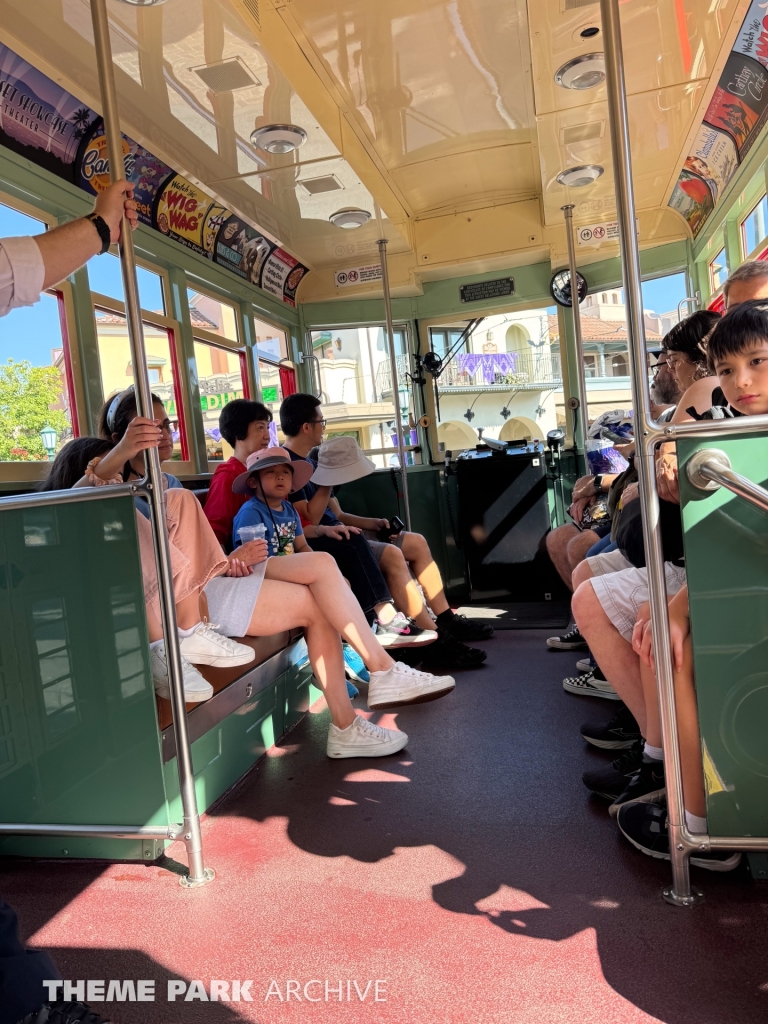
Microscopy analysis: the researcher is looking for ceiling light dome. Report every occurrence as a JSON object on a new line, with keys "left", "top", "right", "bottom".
{"left": 329, "top": 208, "right": 372, "bottom": 230}
{"left": 115, "top": 0, "right": 168, "bottom": 5}
{"left": 250, "top": 124, "right": 307, "bottom": 155}
{"left": 555, "top": 54, "right": 606, "bottom": 90}
{"left": 556, "top": 165, "right": 604, "bottom": 188}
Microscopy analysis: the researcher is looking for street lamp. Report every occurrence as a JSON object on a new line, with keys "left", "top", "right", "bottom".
{"left": 40, "top": 424, "right": 58, "bottom": 460}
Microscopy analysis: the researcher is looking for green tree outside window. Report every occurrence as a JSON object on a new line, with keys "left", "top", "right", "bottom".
{"left": 0, "top": 360, "right": 69, "bottom": 461}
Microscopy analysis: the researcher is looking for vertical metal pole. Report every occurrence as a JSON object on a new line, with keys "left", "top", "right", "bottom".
{"left": 378, "top": 237, "right": 412, "bottom": 531}
{"left": 562, "top": 205, "right": 590, "bottom": 461}
{"left": 90, "top": 0, "right": 212, "bottom": 887}
{"left": 600, "top": 0, "right": 701, "bottom": 905}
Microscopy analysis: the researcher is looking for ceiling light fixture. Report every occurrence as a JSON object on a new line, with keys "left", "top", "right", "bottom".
{"left": 115, "top": 0, "right": 169, "bottom": 5}
{"left": 250, "top": 124, "right": 307, "bottom": 155}
{"left": 556, "top": 164, "right": 604, "bottom": 188}
{"left": 329, "top": 208, "right": 372, "bottom": 230}
{"left": 555, "top": 54, "right": 606, "bottom": 90}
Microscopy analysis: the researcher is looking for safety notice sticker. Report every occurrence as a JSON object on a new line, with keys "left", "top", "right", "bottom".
{"left": 334, "top": 264, "right": 382, "bottom": 287}
{"left": 576, "top": 221, "right": 620, "bottom": 246}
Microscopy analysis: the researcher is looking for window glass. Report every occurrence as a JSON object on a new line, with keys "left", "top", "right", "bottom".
{"left": 89, "top": 252, "right": 165, "bottom": 313}
{"left": 742, "top": 194, "right": 768, "bottom": 256}
{"left": 307, "top": 326, "right": 412, "bottom": 466}
{"left": 259, "top": 358, "right": 282, "bottom": 436}
{"left": 710, "top": 248, "right": 728, "bottom": 291}
{"left": 95, "top": 308, "right": 184, "bottom": 459}
{"left": 0, "top": 203, "right": 74, "bottom": 461}
{"left": 187, "top": 289, "right": 238, "bottom": 341}
{"left": 254, "top": 315, "right": 288, "bottom": 362}
{"left": 194, "top": 340, "right": 245, "bottom": 461}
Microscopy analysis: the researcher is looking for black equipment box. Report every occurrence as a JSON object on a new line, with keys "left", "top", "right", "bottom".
{"left": 455, "top": 441, "right": 557, "bottom": 601}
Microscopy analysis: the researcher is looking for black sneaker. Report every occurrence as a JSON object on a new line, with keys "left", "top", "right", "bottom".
{"left": 582, "top": 740, "right": 643, "bottom": 800}
{"left": 374, "top": 613, "right": 437, "bottom": 648}
{"left": 16, "top": 1002, "right": 112, "bottom": 1024}
{"left": 547, "top": 625, "right": 587, "bottom": 650}
{"left": 440, "top": 613, "right": 494, "bottom": 642}
{"left": 581, "top": 704, "right": 641, "bottom": 749}
{"left": 616, "top": 800, "right": 743, "bottom": 871}
{"left": 419, "top": 634, "right": 487, "bottom": 670}
{"left": 608, "top": 758, "right": 665, "bottom": 818}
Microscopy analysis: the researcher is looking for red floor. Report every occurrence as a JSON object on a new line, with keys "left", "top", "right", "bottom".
{"left": 3, "top": 630, "right": 768, "bottom": 1024}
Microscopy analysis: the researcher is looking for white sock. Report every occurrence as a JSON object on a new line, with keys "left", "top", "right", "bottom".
{"left": 376, "top": 605, "right": 397, "bottom": 625}
{"left": 643, "top": 742, "right": 663, "bottom": 762}
{"left": 685, "top": 809, "right": 707, "bottom": 834}
{"left": 178, "top": 623, "right": 202, "bottom": 638}
{"left": 149, "top": 639, "right": 164, "bottom": 650}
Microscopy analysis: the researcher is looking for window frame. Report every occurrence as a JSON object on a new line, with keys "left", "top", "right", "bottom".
{"left": 709, "top": 247, "right": 728, "bottom": 293}
{"left": 91, "top": 293, "right": 192, "bottom": 472}
{"left": 191, "top": 329, "right": 250, "bottom": 470}
{"left": 740, "top": 192, "right": 768, "bottom": 260}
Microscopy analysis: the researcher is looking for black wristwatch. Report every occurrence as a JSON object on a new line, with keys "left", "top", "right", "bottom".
{"left": 88, "top": 214, "right": 112, "bottom": 255}
{"left": 594, "top": 473, "right": 604, "bottom": 494}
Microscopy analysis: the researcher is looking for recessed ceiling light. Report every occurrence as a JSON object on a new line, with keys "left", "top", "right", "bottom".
{"left": 555, "top": 54, "right": 606, "bottom": 90}
{"left": 115, "top": 0, "right": 168, "bottom": 5}
{"left": 250, "top": 124, "right": 307, "bottom": 155}
{"left": 329, "top": 208, "right": 371, "bottom": 229}
{"left": 556, "top": 165, "right": 604, "bottom": 187}
{"left": 580, "top": 26, "right": 600, "bottom": 38}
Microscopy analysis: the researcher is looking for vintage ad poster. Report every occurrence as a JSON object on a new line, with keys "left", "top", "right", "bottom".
{"left": 683, "top": 124, "right": 739, "bottom": 204}
{"left": 733, "top": 0, "right": 768, "bottom": 69}
{"left": 213, "top": 213, "right": 275, "bottom": 285}
{"left": 703, "top": 52, "right": 768, "bottom": 153}
{"left": 154, "top": 174, "right": 220, "bottom": 257}
{"left": 261, "top": 247, "right": 306, "bottom": 306}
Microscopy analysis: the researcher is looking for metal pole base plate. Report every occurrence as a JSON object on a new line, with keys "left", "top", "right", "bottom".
{"left": 662, "top": 885, "right": 704, "bottom": 907}
{"left": 179, "top": 867, "right": 216, "bottom": 888}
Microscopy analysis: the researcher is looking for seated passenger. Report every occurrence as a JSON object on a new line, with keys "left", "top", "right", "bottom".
{"left": 663, "top": 310, "right": 720, "bottom": 394}
{"left": 280, "top": 394, "right": 490, "bottom": 669}
{"left": 614, "top": 298, "right": 768, "bottom": 867}
{"left": 204, "top": 398, "right": 273, "bottom": 549}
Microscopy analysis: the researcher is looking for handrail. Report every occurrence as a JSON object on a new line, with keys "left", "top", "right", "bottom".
{"left": 0, "top": 823, "right": 183, "bottom": 841}
{"left": 562, "top": 204, "right": 589, "bottom": 466}
{"left": 686, "top": 448, "right": 768, "bottom": 514}
{"left": 0, "top": 482, "right": 146, "bottom": 512}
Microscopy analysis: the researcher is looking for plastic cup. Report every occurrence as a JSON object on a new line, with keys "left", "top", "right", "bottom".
{"left": 238, "top": 524, "right": 267, "bottom": 544}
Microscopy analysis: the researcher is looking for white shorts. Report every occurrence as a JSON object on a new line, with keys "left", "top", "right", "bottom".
{"left": 590, "top": 562, "right": 687, "bottom": 642}
{"left": 586, "top": 548, "right": 633, "bottom": 576}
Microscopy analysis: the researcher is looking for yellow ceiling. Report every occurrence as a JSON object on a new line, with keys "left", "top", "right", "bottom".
{"left": 0, "top": 0, "right": 748, "bottom": 302}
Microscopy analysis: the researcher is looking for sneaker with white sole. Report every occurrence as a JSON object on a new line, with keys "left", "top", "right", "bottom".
{"left": 576, "top": 656, "right": 594, "bottom": 673}
{"left": 151, "top": 642, "right": 213, "bottom": 702}
{"left": 326, "top": 714, "right": 409, "bottom": 758}
{"left": 546, "top": 625, "right": 588, "bottom": 650}
{"left": 374, "top": 612, "right": 437, "bottom": 648}
{"left": 368, "top": 660, "right": 455, "bottom": 710}
{"left": 563, "top": 666, "right": 621, "bottom": 700}
{"left": 179, "top": 622, "right": 256, "bottom": 668}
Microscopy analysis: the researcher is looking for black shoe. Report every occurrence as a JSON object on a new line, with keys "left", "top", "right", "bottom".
{"left": 16, "top": 1002, "right": 112, "bottom": 1024}
{"left": 608, "top": 758, "right": 665, "bottom": 818}
{"left": 581, "top": 704, "right": 641, "bottom": 750}
{"left": 547, "top": 625, "right": 587, "bottom": 650}
{"left": 582, "top": 740, "right": 643, "bottom": 800}
{"left": 616, "top": 800, "right": 743, "bottom": 872}
{"left": 419, "top": 634, "right": 487, "bottom": 670}
{"left": 440, "top": 613, "right": 494, "bottom": 642}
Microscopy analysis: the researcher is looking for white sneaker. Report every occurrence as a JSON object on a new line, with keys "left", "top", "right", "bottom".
{"left": 327, "top": 714, "right": 408, "bottom": 758}
{"left": 150, "top": 642, "right": 214, "bottom": 702}
{"left": 179, "top": 622, "right": 255, "bottom": 668}
{"left": 367, "top": 660, "right": 455, "bottom": 711}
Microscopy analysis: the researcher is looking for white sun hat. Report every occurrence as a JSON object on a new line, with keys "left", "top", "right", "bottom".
{"left": 311, "top": 435, "right": 376, "bottom": 486}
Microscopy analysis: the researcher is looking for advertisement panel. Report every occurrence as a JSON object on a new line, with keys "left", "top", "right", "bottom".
{"left": 213, "top": 214, "right": 275, "bottom": 285}
{"left": 262, "top": 247, "right": 307, "bottom": 307}
{"left": 154, "top": 175, "right": 221, "bottom": 258}
{"left": 733, "top": 0, "right": 768, "bottom": 69}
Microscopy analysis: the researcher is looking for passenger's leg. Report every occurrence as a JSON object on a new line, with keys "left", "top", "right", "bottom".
{"left": 546, "top": 524, "right": 581, "bottom": 588}
{"left": 246, "top": 578, "right": 354, "bottom": 729}
{"left": 571, "top": 557, "right": 595, "bottom": 591}
{"left": 572, "top": 581, "right": 647, "bottom": 735}
{"left": 306, "top": 531, "right": 392, "bottom": 620}
{"left": 378, "top": 543, "right": 435, "bottom": 630}
{"left": 0, "top": 900, "right": 60, "bottom": 1024}
{"left": 566, "top": 529, "right": 601, "bottom": 580}
{"left": 264, "top": 552, "right": 394, "bottom": 673}
{"left": 399, "top": 532, "right": 450, "bottom": 616}
{"left": 674, "top": 635, "right": 706, "bottom": 820}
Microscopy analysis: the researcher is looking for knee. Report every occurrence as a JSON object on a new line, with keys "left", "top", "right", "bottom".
{"left": 312, "top": 550, "right": 337, "bottom": 573}
{"left": 572, "top": 580, "right": 598, "bottom": 632}
{"left": 571, "top": 558, "right": 593, "bottom": 590}
{"left": 381, "top": 545, "right": 407, "bottom": 573}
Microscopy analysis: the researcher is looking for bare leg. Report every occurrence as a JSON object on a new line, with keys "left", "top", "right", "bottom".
{"left": 567, "top": 530, "right": 599, "bottom": 577}
{"left": 247, "top": 578, "right": 355, "bottom": 729}
{"left": 546, "top": 524, "right": 581, "bottom": 589}
{"left": 674, "top": 636, "right": 706, "bottom": 817}
{"left": 571, "top": 556, "right": 595, "bottom": 592}
{"left": 573, "top": 581, "right": 647, "bottom": 735}
{"left": 264, "top": 552, "right": 394, "bottom": 673}
{"left": 399, "top": 532, "right": 450, "bottom": 616}
{"left": 639, "top": 656, "right": 662, "bottom": 748}
{"left": 378, "top": 544, "right": 435, "bottom": 631}
{"left": 145, "top": 590, "right": 202, "bottom": 641}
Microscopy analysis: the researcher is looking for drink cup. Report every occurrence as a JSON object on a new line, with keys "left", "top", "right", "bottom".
{"left": 238, "top": 524, "right": 267, "bottom": 544}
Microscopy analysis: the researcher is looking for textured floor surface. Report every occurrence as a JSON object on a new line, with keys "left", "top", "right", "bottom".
{"left": 3, "top": 630, "right": 768, "bottom": 1024}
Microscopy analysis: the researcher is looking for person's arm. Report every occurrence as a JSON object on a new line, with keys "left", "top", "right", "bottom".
{"left": 572, "top": 473, "right": 618, "bottom": 501}
{"left": 294, "top": 534, "right": 312, "bottom": 553}
{"left": 204, "top": 469, "right": 240, "bottom": 549}
{"left": 332, "top": 498, "right": 389, "bottom": 532}
{"left": 670, "top": 377, "right": 718, "bottom": 424}
{"left": 304, "top": 483, "right": 332, "bottom": 526}
{"left": 89, "top": 416, "right": 163, "bottom": 483}
{"left": 37, "top": 181, "right": 138, "bottom": 288}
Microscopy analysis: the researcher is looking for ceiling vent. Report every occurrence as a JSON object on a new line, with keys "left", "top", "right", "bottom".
{"left": 243, "top": 0, "right": 260, "bottom": 28}
{"left": 190, "top": 58, "right": 260, "bottom": 94}
{"left": 562, "top": 121, "right": 604, "bottom": 146}
{"left": 562, "top": 0, "right": 599, "bottom": 10}
{"left": 298, "top": 175, "right": 344, "bottom": 196}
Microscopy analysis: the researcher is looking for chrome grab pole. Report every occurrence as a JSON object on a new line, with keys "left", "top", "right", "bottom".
{"left": 90, "top": 0, "right": 212, "bottom": 887}
{"left": 561, "top": 205, "right": 590, "bottom": 463}
{"left": 686, "top": 448, "right": 768, "bottom": 513}
{"left": 600, "top": 0, "right": 701, "bottom": 905}
{"left": 377, "top": 237, "right": 412, "bottom": 530}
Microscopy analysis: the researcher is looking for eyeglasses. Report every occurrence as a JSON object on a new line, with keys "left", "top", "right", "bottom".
{"left": 312, "top": 418, "right": 327, "bottom": 428}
